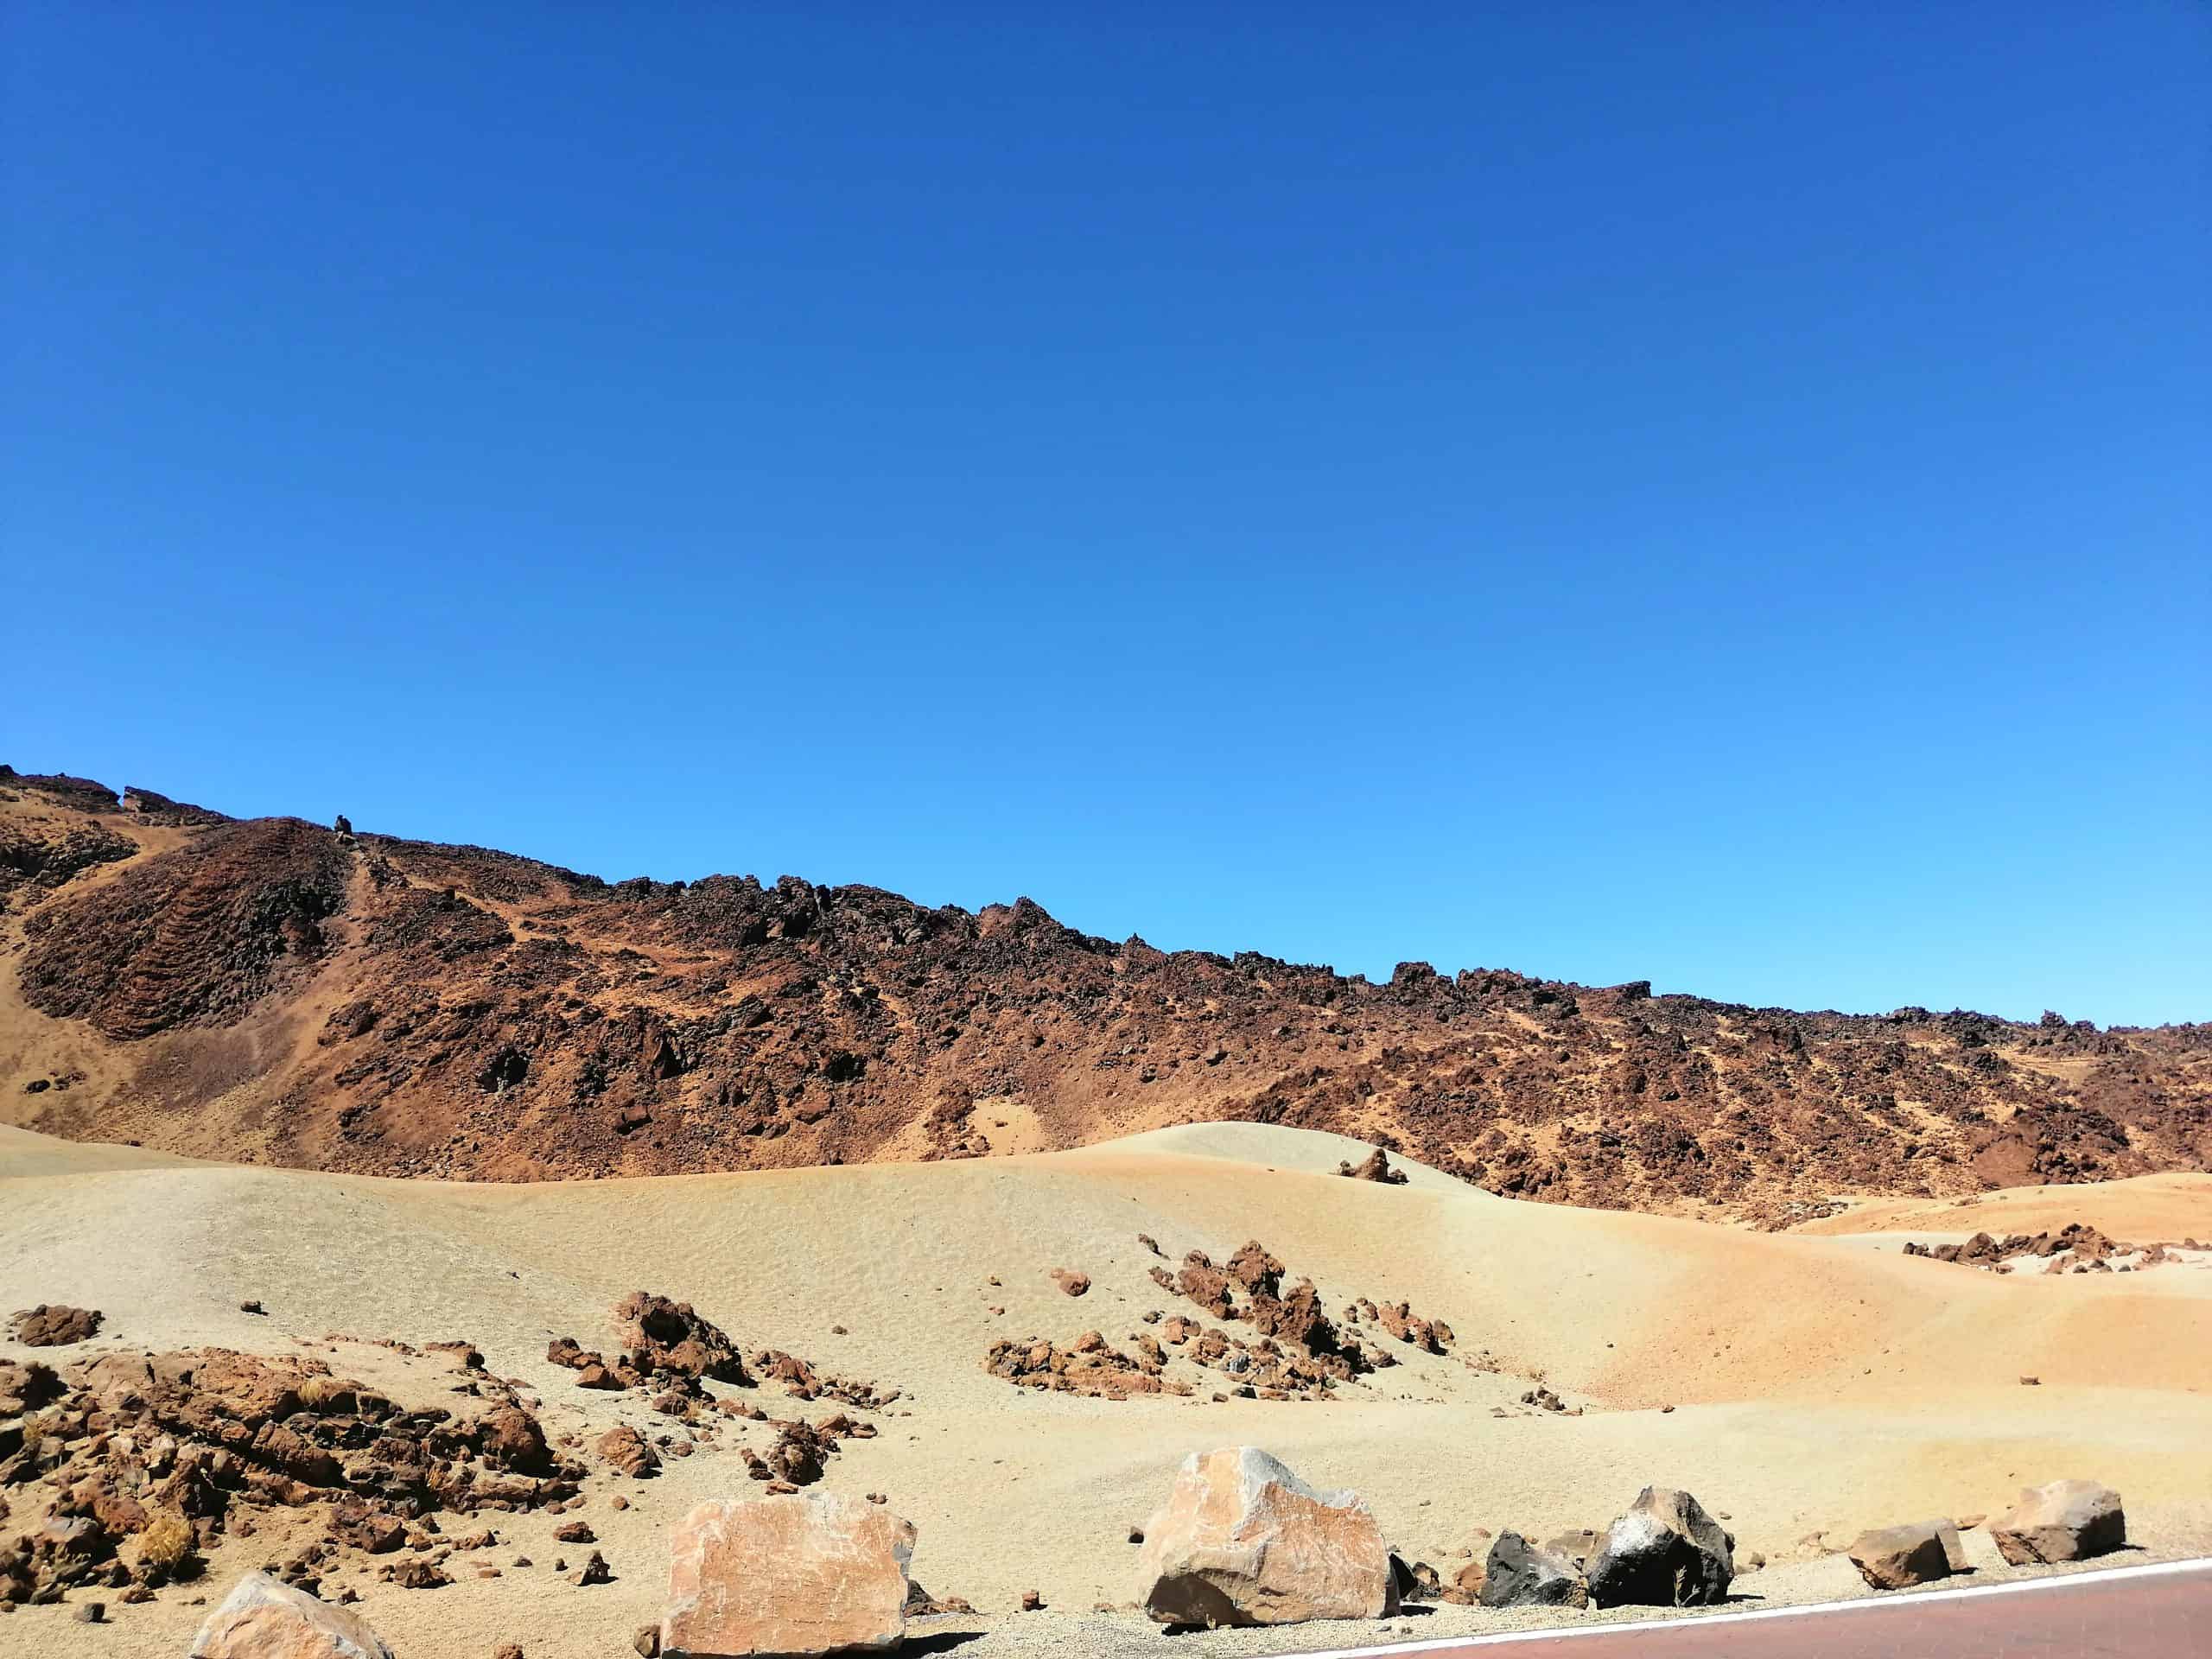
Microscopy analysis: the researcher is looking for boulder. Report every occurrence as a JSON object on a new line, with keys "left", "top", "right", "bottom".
{"left": 615, "top": 1293, "right": 748, "bottom": 1388}
{"left": 189, "top": 1571, "right": 395, "bottom": 1659}
{"left": 8, "top": 1305, "right": 102, "bottom": 1347}
{"left": 475, "top": 1404, "right": 552, "bottom": 1473}
{"left": 1337, "top": 1148, "right": 1408, "bottom": 1185}
{"left": 1991, "top": 1481, "right": 2125, "bottom": 1566}
{"left": 598, "top": 1423, "right": 661, "bottom": 1478}
{"left": 1135, "top": 1446, "right": 1396, "bottom": 1627}
{"left": 662, "top": 1492, "right": 915, "bottom": 1657}
{"left": 1846, "top": 1522, "right": 1954, "bottom": 1589}
{"left": 1478, "top": 1532, "right": 1588, "bottom": 1608}
{"left": 1586, "top": 1486, "right": 1733, "bottom": 1608}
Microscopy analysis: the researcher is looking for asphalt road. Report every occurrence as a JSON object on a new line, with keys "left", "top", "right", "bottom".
{"left": 1284, "top": 1560, "right": 2212, "bottom": 1659}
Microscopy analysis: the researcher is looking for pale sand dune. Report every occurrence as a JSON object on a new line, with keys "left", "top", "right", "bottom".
{"left": 1790, "top": 1173, "right": 2212, "bottom": 1245}
{"left": 3, "top": 1122, "right": 2209, "bottom": 1659}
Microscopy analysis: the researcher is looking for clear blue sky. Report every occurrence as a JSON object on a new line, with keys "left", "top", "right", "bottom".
{"left": 5, "top": 6, "right": 2207, "bottom": 1026}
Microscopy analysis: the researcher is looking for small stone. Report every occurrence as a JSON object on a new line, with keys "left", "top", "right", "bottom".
{"left": 1020, "top": 1589, "right": 1043, "bottom": 1611}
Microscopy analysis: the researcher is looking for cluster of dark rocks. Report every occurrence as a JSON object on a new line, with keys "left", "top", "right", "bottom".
{"left": 985, "top": 1238, "right": 1463, "bottom": 1403}
{"left": 1902, "top": 1222, "right": 2183, "bottom": 1274}
{"left": 1392, "top": 1486, "right": 1736, "bottom": 1613}
{"left": 547, "top": 1292, "right": 898, "bottom": 1412}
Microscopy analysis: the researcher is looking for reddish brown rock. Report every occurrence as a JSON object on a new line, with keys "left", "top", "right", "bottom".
{"left": 8, "top": 1304, "right": 102, "bottom": 1347}
{"left": 477, "top": 1405, "right": 553, "bottom": 1473}
{"left": 1991, "top": 1480, "right": 2126, "bottom": 1565}
{"left": 598, "top": 1424, "right": 661, "bottom": 1478}
{"left": 1135, "top": 1446, "right": 1395, "bottom": 1627}
{"left": 1050, "top": 1269, "right": 1090, "bottom": 1297}
{"left": 189, "top": 1570, "right": 396, "bottom": 1658}
{"left": 983, "top": 1332, "right": 1185, "bottom": 1401}
{"left": 1846, "top": 1522, "right": 1954, "bottom": 1589}
{"left": 615, "top": 1293, "right": 748, "bottom": 1388}
{"left": 4, "top": 775, "right": 2208, "bottom": 1214}
{"left": 1337, "top": 1148, "right": 1408, "bottom": 1185}
{"left": 663, "top": 1493, "right": 914, "bottom": 1656}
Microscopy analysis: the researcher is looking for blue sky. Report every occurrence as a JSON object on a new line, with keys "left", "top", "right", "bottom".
{"left": 5, "top": 5, "right": 2206, "bottom": 1025}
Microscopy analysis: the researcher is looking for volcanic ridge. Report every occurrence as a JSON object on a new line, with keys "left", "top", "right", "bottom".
{"left": 3, "top": 764, "right": 2205, "bottom": 1215}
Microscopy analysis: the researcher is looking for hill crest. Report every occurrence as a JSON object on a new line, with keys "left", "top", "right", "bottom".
{"left": 3, "top": 765, "right": 2204, "bottom": 1217}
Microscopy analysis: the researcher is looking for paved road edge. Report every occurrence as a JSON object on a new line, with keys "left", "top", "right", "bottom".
{"left": 1281, "top": 1555, "right": 2212, "bottom": 1658}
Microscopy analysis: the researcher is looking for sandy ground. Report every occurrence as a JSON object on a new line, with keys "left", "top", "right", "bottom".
{"left": 4, "top": 1121, "right": 2209, "bottom": 1658}
{"left": 1789, "top": 1173, "right": 2212, "bottom": 1243}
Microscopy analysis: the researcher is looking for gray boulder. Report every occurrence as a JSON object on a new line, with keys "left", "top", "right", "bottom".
{"left": 1587, "top": 1486, "right": 1734, "bottom": 1607}
{"left": 1478, "top": 1532, "right": 1587, "bottom": 1609}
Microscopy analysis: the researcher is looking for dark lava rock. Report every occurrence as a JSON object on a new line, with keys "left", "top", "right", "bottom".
{"left": 1586, "top": 1486, "right": 1733, "bottom": 1608}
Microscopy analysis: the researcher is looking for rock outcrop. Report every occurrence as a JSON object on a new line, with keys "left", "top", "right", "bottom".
{"left": 1134, "top": 1446, "right": 1396, "bottom": 1627}
{"left": 6, "top": 770, "right": 2206, "bottom": 1211}
{"left": 662, "top": 1493, "right": 914, "bottom": 1657}
{"left": 7, "top": 1304, "right": 102, "bottom": 1346}
{"left": 189, "top": 1571, "right": 395, "bottom": 1658}
{"left": 984, "top": 1332, "right": 1189, "bottom": 1400}
{"left": 1990, "top": 1480, "right": 2126, "bottom": 1565}
{"left": 597, "top": 1424, "right": 661, "bottom": 1478}
{"left": 1337, "top": 1148, "right": 1408, "bottom": 1185}
{"left": 1586, "top": 1486, "right": 1734, "bottom": 1608}
{"left": 550, "top": 1294, "right": 749, "bottom": 1395}
{"left": 0, "top": 1344, "right": 582, "bottom": 1610}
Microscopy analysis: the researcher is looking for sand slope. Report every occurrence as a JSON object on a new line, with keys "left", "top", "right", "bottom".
{"left": 3, "top": 1122, "right": 2209, "bottom": 1658}
{"left": 1789, "top": 1173, "right": 2212, "bottom": 1244}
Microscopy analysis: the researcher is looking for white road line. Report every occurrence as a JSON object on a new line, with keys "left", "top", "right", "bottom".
{"left": 1281, "top": 1556, "right": 2212, "bottom": 1658}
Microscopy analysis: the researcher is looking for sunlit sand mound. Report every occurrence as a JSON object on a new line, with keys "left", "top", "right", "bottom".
{"left": 1792, "top": 1172, "right": 2212, "bottom": 1246}
{"left": 4, "top": 1121, "right": 2209, "bottom": 1657}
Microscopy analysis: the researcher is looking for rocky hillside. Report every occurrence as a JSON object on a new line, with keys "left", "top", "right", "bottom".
{"left": 3, "top": 765, "right": 2206, "bottom": 1216}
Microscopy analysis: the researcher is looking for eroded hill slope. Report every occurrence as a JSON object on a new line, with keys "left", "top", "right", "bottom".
{"left": 3, "top": 766, "right": 2205, "bottom": 1213}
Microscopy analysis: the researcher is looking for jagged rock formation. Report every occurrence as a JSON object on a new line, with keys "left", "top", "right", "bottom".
{"left": 2, "top": 766, "right": 2208, "bottom": 1212}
